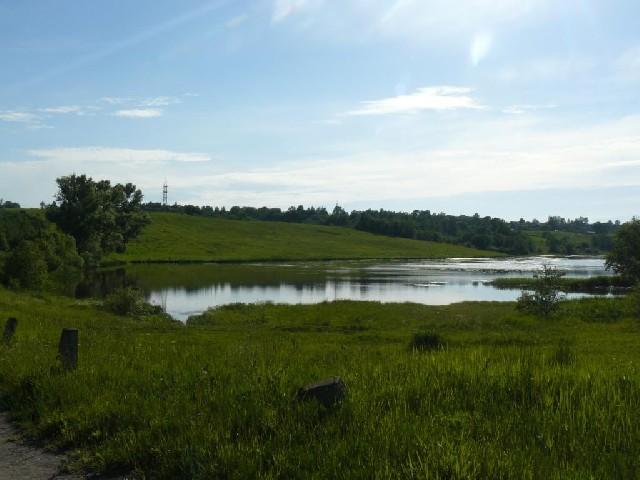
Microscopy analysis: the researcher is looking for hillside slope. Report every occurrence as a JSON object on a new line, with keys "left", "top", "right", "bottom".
{"left": 110, "top": 212, "right": 499, "bottom": 262}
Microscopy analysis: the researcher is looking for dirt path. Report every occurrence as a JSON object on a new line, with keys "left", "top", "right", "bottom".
{"left": 0, "top": 412, "right": 84, "bottom": 480}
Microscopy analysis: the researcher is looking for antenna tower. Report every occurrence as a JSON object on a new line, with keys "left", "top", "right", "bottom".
{"left": 162, "top": 180, "right": 168, "bottom": 206}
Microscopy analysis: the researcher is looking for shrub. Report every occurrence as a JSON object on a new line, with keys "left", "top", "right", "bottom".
{"left": 517, "top": 265, "right": 565, "bottom": 317}
{"left": 410, "top": 332, "right": 444, "bottom": 351}
{"left": 103, "top": 287, "right": 162, "bottom": 316}
{"left": 4, "top": 241, "right": 48, "bottom": 289}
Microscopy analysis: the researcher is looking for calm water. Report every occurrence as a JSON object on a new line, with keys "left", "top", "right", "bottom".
{"left": 100, "top": 256, "right": 610, "bottom": 321}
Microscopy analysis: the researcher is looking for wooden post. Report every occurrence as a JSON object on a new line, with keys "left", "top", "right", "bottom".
{"left": 58, "top": 328, "right": 78, "bottom": 370}
{"left": 3, "top": 317, "right": 17, "bottom": 346}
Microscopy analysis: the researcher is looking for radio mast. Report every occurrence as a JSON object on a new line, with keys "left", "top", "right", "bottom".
{"left": 162, "top": 180, "right": 168, "bottom": 206}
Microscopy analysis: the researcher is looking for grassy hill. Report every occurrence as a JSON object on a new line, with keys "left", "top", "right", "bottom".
{"left": 110, "top": 212, "right": 498, "bottom": 263}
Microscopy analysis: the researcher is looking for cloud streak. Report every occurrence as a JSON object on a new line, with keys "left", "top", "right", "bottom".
{"left": 28, "top": 147, "right": 211, "bottom": 164}
{"left": 344, "top": 86, "right": 483, "bottom": 116}
{"left": 113, "top": 108, "right": 163, "bottom": 118}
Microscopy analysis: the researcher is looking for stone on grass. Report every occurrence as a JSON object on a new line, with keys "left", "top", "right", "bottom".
{"left": 296, "top": 376, "right": 347, "bottom": 407}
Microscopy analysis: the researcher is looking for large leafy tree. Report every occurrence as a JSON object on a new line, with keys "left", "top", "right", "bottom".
{"left": 46, "top": 174, "right": 149, "bottom": 264}
{"left": 606, "top": 219, "right": 640, "bottom": 282}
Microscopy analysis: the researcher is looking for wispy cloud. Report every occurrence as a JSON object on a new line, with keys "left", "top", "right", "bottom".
{"left": 113, "top": 109, "right": 163, "bottom": 118}
{"left": 272, "top": 0, "right": 313, "bottom": 23}
{"left": 470, "top": 33, "right": 492, "bottom": 66}
{"left": 100, "top": 96, "right": 132, "bottom": 105}
{"left": 28, "top": 147, "right": 211, "bottom": 164}
{"left": 503, "top": 104, "right": 557, "bottom": 115}
{"left": 138, "top": 96, "right": 181, "bottom": 107}
{"left": 344, "top": 86, "right": 483, "bottom": 116}
{"left": 0, "top": 111, "right": 40, "bottom": 123}
{"left": 226, "top": 14, "right": 248, "bottom": 29}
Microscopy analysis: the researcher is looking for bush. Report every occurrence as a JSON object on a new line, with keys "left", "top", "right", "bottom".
{"left": 410, "top": 332, "right": 444, "bottom": 351}
{"left": 104, "top": 287, "right": 163, "bottom": 316}
{"left": 517, "top": 265, "right": 565, "bottom": 317}
{"left": 4, "top": 241, "right": 48, "bottom": 289}
{"left": 563, "top": 298, "right": 626, "bottom": 323}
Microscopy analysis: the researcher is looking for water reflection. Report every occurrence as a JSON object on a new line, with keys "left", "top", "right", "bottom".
{"left": 91, "top": 256, "right": 611, "bottom": 321}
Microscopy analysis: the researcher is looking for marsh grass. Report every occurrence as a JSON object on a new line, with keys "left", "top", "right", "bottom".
{"left": 0, "top": 290, "right": 639, "bottom": 478}
{"left": 409, "top": 332, "right": 444, "bottom": 351}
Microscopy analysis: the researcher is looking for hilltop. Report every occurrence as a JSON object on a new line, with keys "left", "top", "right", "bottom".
{"left": 109, "top": 212, "right": 498, "bottom": 263}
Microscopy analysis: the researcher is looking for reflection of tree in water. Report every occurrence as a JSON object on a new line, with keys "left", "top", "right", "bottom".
{"left": 75, "top": 268, "right": 139, "bottom": 299}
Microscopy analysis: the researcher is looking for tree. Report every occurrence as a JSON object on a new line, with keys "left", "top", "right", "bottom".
{"left": 517, "top": 265, "right": 565, "bottom": 317}
{"left": 46, "top": 174, "right": 149, "bottom": 265}
{"left": 606, "top": 219, "right": 640, "bottom": 282}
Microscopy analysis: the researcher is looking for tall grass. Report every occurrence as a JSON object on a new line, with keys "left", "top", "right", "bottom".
{"left": 0, "top": 290, "right": 638, "bottom": 478}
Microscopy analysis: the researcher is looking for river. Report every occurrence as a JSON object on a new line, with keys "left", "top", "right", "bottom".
{"left": 93, "top": 256, "right": 611, "bottom": 321}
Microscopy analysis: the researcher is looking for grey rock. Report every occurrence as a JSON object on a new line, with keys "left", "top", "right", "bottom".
{"left": 296, "top": 377, "right": 347, "bottom": 407}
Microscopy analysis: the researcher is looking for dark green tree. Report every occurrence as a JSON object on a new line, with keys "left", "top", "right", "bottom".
{"left": 46, "top": 174, "right": 149, "bottom": 265}
{"left": 606, "top": 219, "right": 640, "bottom": 282}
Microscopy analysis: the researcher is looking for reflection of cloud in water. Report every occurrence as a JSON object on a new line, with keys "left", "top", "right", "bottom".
{"left": 142, "top": 257, "right": 609, "bottom": 321}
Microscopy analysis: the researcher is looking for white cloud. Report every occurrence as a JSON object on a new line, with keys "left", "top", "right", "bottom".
{"left": 272, "top": 0, "right": 314, "bottom": 23}
{"left": 28, "top": 147, "right": 210, "bottom": 164}
{"left": 138, "top": 96, "right": 181, "bottom": 107}
{"left": 113, "top": 109, "right": 163, "bottom": 118}
{"left": 503, "top": 103, "right": 557, "bottom": 115}
{"left": 377, "top": 0, "right": 549, "bottom": 39}
{"left": 0, "top": 111, "right": 40, "bottom": 123}
{"left": 344, "top": 86, "right": 483, "bottom": 116}
{"left": 39, "top": 105, "right": 86, "bottom": 114}
{"left": 100, "top": 96, "right": 132, "bottom": 105}
{"left": 470, "top": 33, "right": 492, "bottom": 66}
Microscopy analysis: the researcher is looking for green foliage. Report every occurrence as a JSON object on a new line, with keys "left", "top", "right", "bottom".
{"left": 103, "top": 287, "right": 163, "bottom": 316}
{"left": 491, "top": 275, "right": 632, "bottom": 293}
{"left": 0, "top": 209, "right": 83, "bottom": 292}
{"left": 0, "top": 198, "right": 20, "bottom": 208}
{"left": 46, "top": 174, "right": 149, "bottom": 265}
{"left": 606, "top": 219, "right": 640, "bottom": 282}
{"left": 110, "top": 212, "right": 498, "bottom": 263}
{"left": 410, "top": 332, "right": 444, "bottom": 351}
{"left": 4, "top": 241, "right": 48, "bottom": 289}
{"left": 0, "top": 293, "right": 639, "bottom": 478}
{"left": 626, "top": 285, "right": 640, "bottom": 318}
{"left": 560, "top": 297, "right": 627, "bottom": 323}
{"left": 516, "top": 265, "right": 565, "bottom": 317}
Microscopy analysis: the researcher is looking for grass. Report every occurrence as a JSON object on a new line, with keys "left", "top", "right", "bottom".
{"left": 490, "top": 275, "right": 632, "bottom": 293}
{"left": 0, "top": 288, "right": 639, "bottom": 478}
{"left": 108, "top": 212, "right": 499, "bottom": 263}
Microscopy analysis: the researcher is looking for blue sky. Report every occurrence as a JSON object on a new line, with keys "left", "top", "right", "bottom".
{"left": 1, "top": 0, "right": 639, "bottom": 220}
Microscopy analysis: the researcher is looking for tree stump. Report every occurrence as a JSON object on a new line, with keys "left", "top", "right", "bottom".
{"left": 58, "top": 328, "right": 78, "bottom": 370}
{"left": 3, "top": 317, "right": 17, "bottom": 346}
{"left": 296, "top": 377, "right": 347, "bottom": 407}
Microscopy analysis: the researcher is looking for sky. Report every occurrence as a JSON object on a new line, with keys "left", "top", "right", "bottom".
{"left": 1, "top": 0, "right": 639, "bottom": 221}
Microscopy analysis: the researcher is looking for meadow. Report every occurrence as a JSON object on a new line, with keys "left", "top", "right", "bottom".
{"left": 0, "top": 287, "right": 638, "bottom": 479}
{"left": 108, "top": 212, "right": 497, "bottom": 263}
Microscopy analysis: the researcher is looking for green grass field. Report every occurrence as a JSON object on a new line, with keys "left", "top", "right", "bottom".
{"left": 109, "top": 213, "right": 497, "bottom": 263}
{"left": 0, "top": 288, "right": 638, "bottom": 479}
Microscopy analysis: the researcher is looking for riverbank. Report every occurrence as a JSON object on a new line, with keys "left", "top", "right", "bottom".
{"left": 0, "top": 287, "right": 638, "bottom": 478}
{"left": 489, "top": 275, "right": 632, "bottom": 293}
{"left": 107, "top": 212, "right": 499, "bottom": 264}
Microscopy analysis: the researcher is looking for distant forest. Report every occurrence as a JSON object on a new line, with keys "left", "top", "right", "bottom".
{"left": 143, "top": 202, "right": 620, "bottom": 255}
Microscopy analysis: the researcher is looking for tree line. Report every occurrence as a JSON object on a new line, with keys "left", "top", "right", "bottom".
{"left": 144, "top": 202, "right": 620, "bottom": 255}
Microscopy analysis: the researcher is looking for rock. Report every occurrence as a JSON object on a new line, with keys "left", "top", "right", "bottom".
{"left": 296, "top": 377, "right": 347, "bottom": 407}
